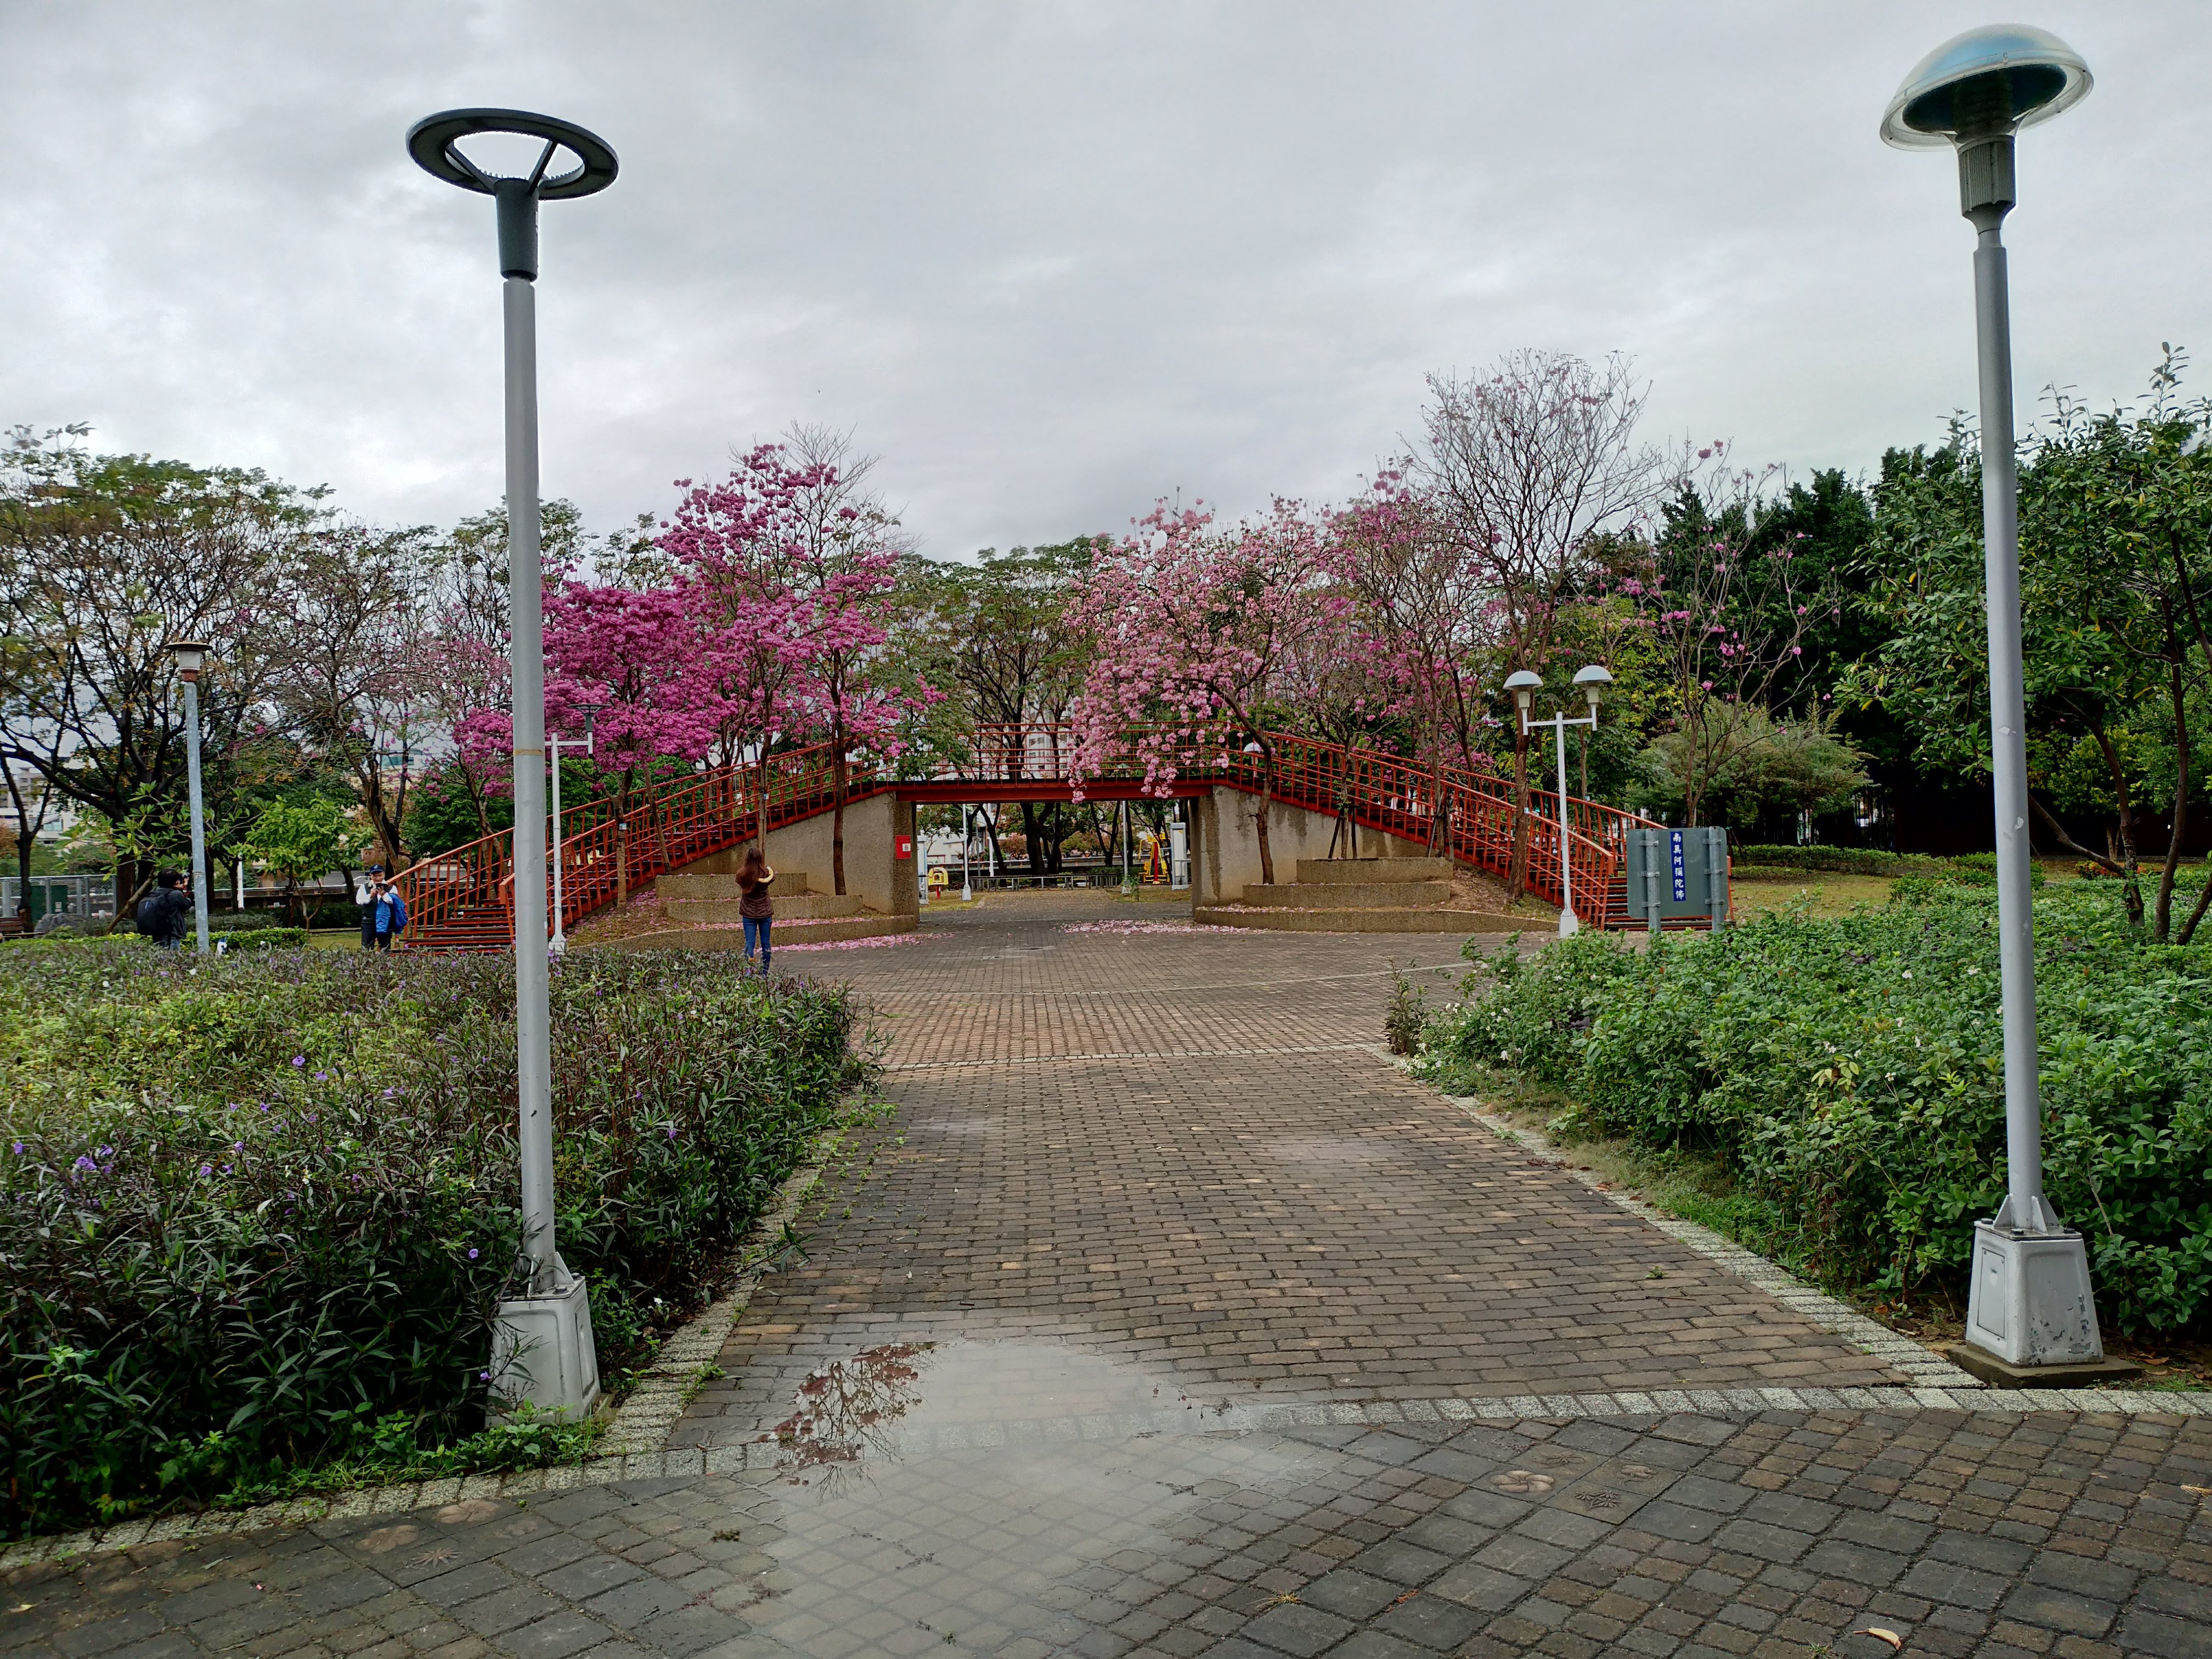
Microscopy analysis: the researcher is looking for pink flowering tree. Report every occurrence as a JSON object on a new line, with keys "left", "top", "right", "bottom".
{"left": 784, "top": 552, "right": 939, "bottom": 894}
{"left": 1066, "top": 499, "right": 1348, "bottom": 887}
{"left": 658, "top": 444, "right": 829, "bottom": 849}
{"left": 657, "top": 435, "right": 934, "bottom": 891}
{"left": 541, "top": 582, "right": 723, "bottom": 832}
{"left": 1335, "top": 469, "right": 1502, "bottom": 770}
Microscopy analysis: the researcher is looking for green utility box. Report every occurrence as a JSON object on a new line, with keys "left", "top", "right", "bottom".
{"left": 1623, "top": 827, "right": 1730, "bottom": 932}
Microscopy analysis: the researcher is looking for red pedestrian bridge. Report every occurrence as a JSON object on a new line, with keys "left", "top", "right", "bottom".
{"left": 396, "top": 724, "right": 1668, "bottom": 952}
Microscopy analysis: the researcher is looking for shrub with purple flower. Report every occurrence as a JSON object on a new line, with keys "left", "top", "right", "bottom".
{"left": 1, "top": 940, "right": 858, "bottom": 1538}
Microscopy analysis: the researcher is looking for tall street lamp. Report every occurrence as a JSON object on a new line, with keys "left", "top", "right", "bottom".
{"left": 1883, "top": 26, "right": 2111, "bottom": 1376}
{"left": 549, "top": 707, "right": 595, "bottom": 957}
{"left": 409, "top": 108, "right": 617, "bottom": 1420}
{"left": 167, "top": 640, "right": 213, "bottom": 955}
{"left": 1506, "top": 666, "right": 1609, "bottom": 938}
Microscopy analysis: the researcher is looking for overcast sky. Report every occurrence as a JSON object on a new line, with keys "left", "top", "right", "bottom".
{"left": 3, "top": 2, "right": 2207, "bottom": 562}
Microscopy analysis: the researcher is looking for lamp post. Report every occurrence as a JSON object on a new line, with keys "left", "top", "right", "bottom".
{"left": 1882, "top": 26, "right": 2109, "bottom": 1375}
{"left": 410, "top": 108, "right": 617, "bottom": 1419}
{"left": 167, "top": 640, "right": 213, "bottom": 955}
{"left": 961, "top": 804, "right": 974, "bottom": 902}
{"left": 1505, "top": 667, "right": 1609, "bottom": 938}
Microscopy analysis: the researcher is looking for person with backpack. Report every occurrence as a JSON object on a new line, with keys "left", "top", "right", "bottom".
{"left": 369, "top": 875, "right": 407, "bottom": 951}
{"left": 136, "top": 869, "right": 193, "bottom": 949}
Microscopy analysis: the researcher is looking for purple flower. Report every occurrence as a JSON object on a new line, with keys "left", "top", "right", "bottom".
{"left": 72, "top": 1155, "right": 95, "bottom": 1172}
{"left": 231, "top": 1141, "right": 244, "bottom": 1153}
{"left": 314, "top": 1072, "right": 328, "bottom": 1082}
{"left": 291, "top": 1056, "right": 306, "bottom": 1068}
{"left": 10, "top": 1142, "right": 22, "bottom": 1155}
{"left": 97, "top": 1147, "right": 113, "bottom": 1159}
{"left": 467, "top": 1248, "right": 479, "bottom": 1260}
{"left": 199, "top": 1164, "right": 213, "bottom": 1176}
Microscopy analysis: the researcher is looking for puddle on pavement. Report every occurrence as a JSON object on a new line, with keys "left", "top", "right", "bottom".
{"left": 753, "top": 1339, "right": 1254, "bottom": 1486}
{"left": 729, "top": 1338, "right": 1339, "bottom": 1654}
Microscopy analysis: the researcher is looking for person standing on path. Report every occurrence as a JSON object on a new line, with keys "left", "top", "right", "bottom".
{"left": 368, "top": 874, "right": 407, "bottom": 952}
{"left": 737, "top": 846, "right": 774, "bottom": 974}
{"left": 355, "top": 866, "right": 380, "bottom": 949}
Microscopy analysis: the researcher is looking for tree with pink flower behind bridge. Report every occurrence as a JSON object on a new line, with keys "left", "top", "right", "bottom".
{"left": 1064, "top": 497, "right": 1352, "bottom": 887}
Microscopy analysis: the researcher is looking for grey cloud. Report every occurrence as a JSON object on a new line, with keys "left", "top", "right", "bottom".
{"left": 1, "top": 0, "right": 2205, "bottom": 556}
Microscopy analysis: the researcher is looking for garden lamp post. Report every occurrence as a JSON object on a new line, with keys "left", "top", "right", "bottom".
{"left": 961, "top": 804, "right": 974, "bottom": 902}
{"left": 1506, "top": 667, "right": 1608, "bottom": 938}
{"left": 409, "top": 107, "right": 617, "bottom": 1419}
{"left": 548, "top": 706, "right": 595, "bottom": 958}
{"left": 167, "top": 640, "right": 213, "bottom": 954}
{"left": 1883, "top": 26, "right": 2108, "bottom": 1374}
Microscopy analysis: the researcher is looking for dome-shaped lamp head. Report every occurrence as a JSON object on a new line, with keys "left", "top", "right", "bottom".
{"left": 1881, "top": 26, "right": 2090, "bottom": 224}
{"left": 1572, "top": 663, "right": 1613, "bottom": 715}
{"left": 407, "top": 109, "right": 618, "bottom": 281}
{"left": 1503, "top": 669, "right": 1543, "bottom": 718}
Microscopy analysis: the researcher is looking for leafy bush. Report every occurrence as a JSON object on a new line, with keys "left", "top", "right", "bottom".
{"left": 1733, "top": 845, "right": 1951, "bottom": 877}
{"left": 212, "top": 927, "right": 309, "bottom": 952}
{"left": 1421, "top": 884, "right": 2212, "bottom": 1338}
{"left": 0, "top": 944, "right": 860, "bottom": 1538}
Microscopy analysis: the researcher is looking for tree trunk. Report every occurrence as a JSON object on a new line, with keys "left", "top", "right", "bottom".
{"left": 2155, "top": 646, "right": 2190, "bottom": 944}
{"left": 1253, "top": 747, "right": 1276, "bottom": 888}
{"left": 1507, "top": 725, "right": 1531, "bottom": 898}
{"left": 830, "top": 747, "right": 848, "bottom": 896}
{"left": 2090, "top": 721, "right": 2144, "bottom": 930}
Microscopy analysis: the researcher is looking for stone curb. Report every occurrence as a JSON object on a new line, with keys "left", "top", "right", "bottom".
{"left": 1375, "top": 1047, "right": 1986, "bottom": 1392}
{"left": 12, "top": 1381, "right": 2207, "bottom": 1569}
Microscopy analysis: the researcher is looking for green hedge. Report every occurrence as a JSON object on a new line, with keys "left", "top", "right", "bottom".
{"left": 1733, "top": 844, "right": 1950, "bottom": 877}
{"left": 0, "top": 945, "right": 861, "bottom": 1538}
{"left": 213, "top": 927, "right": 308, "bottom": 951}
{"left": 1420, "top": 884, "right": 2212, "bottom": 1337}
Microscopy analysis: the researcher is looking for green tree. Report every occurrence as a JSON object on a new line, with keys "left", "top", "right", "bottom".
{"left": 1852, "top": 362, "right": 2212, "bottom": 939}
{"left": 239, "top": 798, "right": 371, "bottom": 926}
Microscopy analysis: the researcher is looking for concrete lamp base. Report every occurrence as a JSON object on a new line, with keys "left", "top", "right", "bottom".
{"left": 1960, "top": 1218, "right": 2107, "bottom": 1372}
{"left": 489, "top": 1272, "right": 602, "bottom": 1423}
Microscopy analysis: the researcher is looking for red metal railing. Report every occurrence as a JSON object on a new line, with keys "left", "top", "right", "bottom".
{"left": 969, "top": 722, "right": 1660, "bottom": 927}
{"left": 398, "top": 741, "right": 874, "bottom": 949}
{"left": 400, "top": 724, "right": 1663, "bottom": 947}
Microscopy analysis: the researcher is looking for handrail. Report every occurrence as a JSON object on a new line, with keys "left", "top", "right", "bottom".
{"left": 400, "top": 722, "right": 1662, "bottom": 945}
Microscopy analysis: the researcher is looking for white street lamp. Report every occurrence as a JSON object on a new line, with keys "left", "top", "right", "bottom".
{"left": 1883, "top": 26, "right": 2109, "bottom": 1377}
{"left": 410, "top": 108, "right": 617, "bottom": 1420}
{"left": 548, "top": 707, "right": 596, "bottom": 957}
{"left": 961, "top": 803, "right": 973, "bottom": 902}
{"left": 1508, "top": 667, "right": 1608, "bottom": 938}
{"left": 167, "top": 640, "right": 213, "bottom": 955}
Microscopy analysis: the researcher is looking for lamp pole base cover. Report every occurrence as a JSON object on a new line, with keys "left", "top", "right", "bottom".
{"left": 1962, "top": 1219, "right": 2102, "bottom": 1369}
{"left": 490, "top": 1273, "right": 602, "bottom": 1423}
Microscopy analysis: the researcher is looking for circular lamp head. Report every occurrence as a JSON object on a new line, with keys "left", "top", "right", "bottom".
{"left": 406, "top": 109, "right": 618, "bottom": 199}
{"left": 1881, "top": 25, "right": 2090, "bottom": 149}
{"left": 1573, "top": 663, "right": 1613, "bottom": 707}
{"left": 167, "top": 639, "right": 211, "bottom": 676}
{"left": 1503, "top": 668, "right": 1543, "bottom": 710}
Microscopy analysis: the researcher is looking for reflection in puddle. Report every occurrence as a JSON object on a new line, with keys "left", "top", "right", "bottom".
{"left": 755, "top": 1338, "right": 1270, "bottom": 1490}
{"left": 759, "top": 1341, "right": 934, "bottom": 1483}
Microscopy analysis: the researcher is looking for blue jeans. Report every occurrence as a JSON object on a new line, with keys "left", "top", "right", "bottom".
{"left": 743, "top": 915, "right": 771, "bottom": 970}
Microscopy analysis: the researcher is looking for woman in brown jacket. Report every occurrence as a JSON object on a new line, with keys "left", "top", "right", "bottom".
{"left": 737, "top": 847, "right": 775, "bottom": 974}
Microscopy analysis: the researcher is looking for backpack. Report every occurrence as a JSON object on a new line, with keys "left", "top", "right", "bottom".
{"left": 136, "top": 890, "right": 178, "bottom": 939}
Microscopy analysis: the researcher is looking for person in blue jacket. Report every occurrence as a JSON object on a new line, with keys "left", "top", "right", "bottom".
{"left": 369, "top": 875, "right": 407, "bottom": 951}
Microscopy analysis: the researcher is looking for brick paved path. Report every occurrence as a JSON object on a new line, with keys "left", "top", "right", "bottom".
{"left": 9, "top": 896, "right": 2210, "bottom": 1659}
{"left": 680, "top": 895, "right": 1902, "bottom": 1433}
